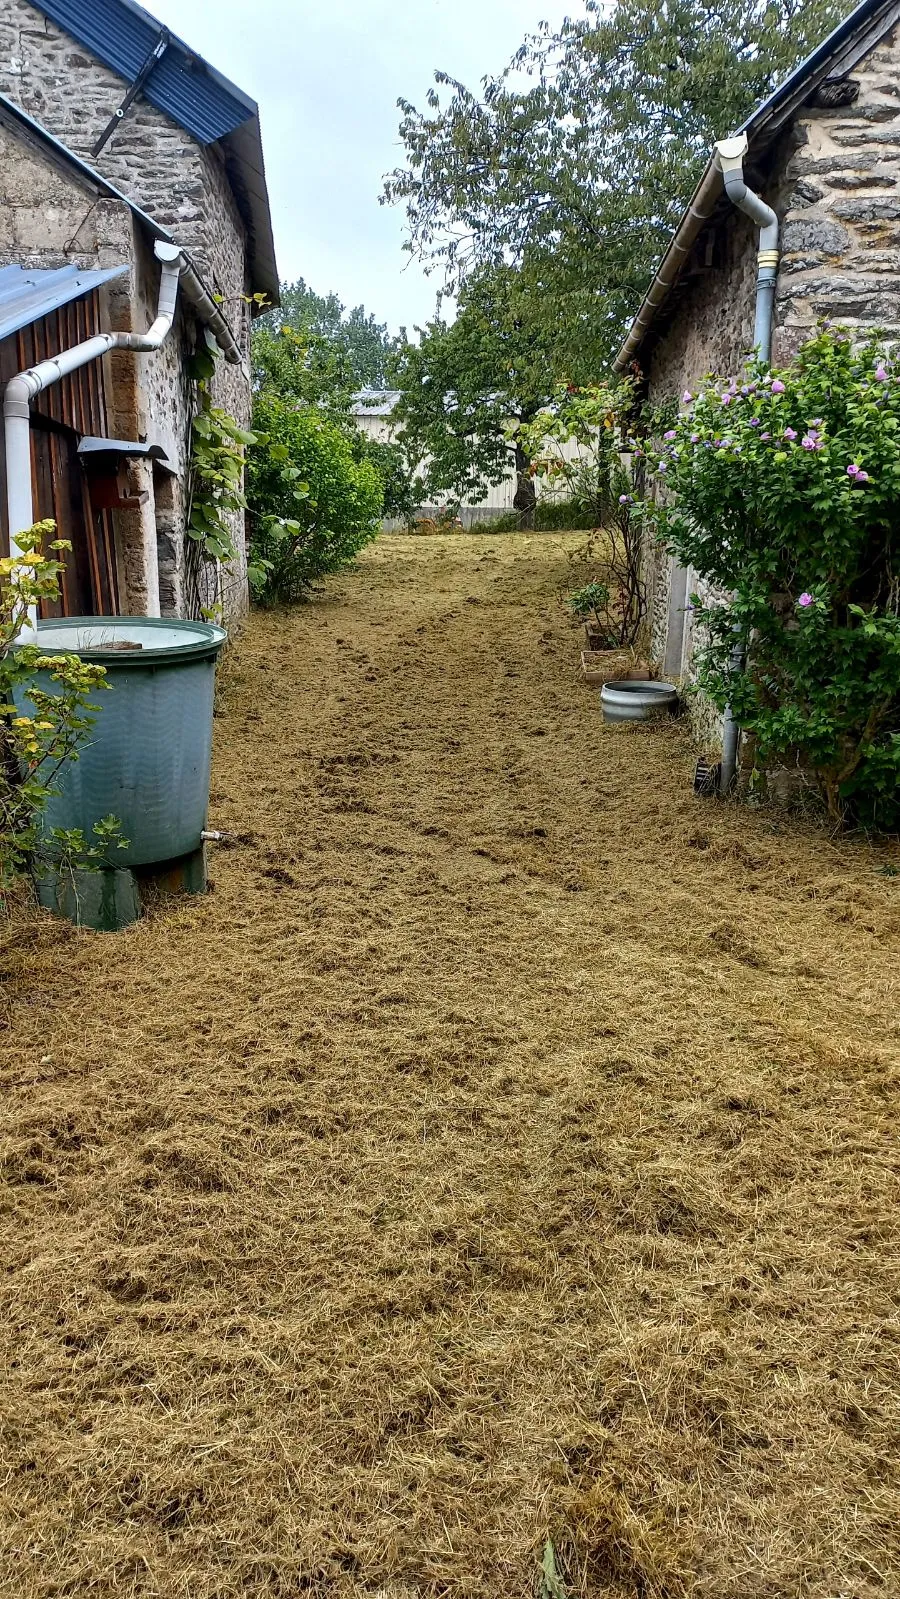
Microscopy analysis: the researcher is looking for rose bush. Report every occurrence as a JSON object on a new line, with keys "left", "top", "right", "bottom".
{"left": 644, "top": 330, "right": 900, "bottom": 826}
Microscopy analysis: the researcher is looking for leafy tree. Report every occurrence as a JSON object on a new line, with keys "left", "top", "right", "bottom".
{"left": 384, "top": 0, "right": 842, "bottom": 370}
{"left": 246, "top": 396, "right": 384, "bottom": 605}
{"left": 250, "top": 282, "right": 417, "bottom": 536}
{"left": 251, "top": 324, "right": 356, "bottom": 416}
{"left": 354, "top": 434, "right": 418, "bottom": 524}
{"left": 392, "top": 264, "right": 570, "bottom": 524}
{"left": 256, "top": 278, "right": 402, "bottom": 388}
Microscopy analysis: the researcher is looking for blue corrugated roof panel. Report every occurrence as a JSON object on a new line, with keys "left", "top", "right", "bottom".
{"left": 30, "top": 0, "right": 256, "bottom": 146}
{"left": 0, "top": 264, "right": 128, "bottom": 342}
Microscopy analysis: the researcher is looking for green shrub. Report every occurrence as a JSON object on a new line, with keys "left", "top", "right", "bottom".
{"left": 247, "top": 395, "right": 384, "bottom": 604}
{"left": 1, "top": 522, "right": 125, "bottom": 896}
{"left": 472, "top": 510, "right": 523, "bottom": 532}
{"left": 356, "top": 436, "right": 417, "bottom": 525}
{"left": 534, "top": 498, "right": 591, "bottom": 531}
{"left": 471, "top": 500, "right": 589, "bottom": 533}
{"left": 645, "top": 330, "right": 900, "bottom": 826}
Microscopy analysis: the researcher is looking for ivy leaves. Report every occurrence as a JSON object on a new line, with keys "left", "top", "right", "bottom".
{"left": 188, "top": 399, "right": 257, "bottom": 566}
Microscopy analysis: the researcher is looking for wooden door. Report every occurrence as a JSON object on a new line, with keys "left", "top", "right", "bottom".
{"left": 0, "top": 291, "right": 119, "bottom": 616}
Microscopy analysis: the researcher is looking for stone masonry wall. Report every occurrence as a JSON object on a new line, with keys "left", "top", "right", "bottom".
{"left": 0, "top": 0, "right": 253, "bottom": 616}
{"left": 0, "top": 110, "right": 245, "bottom": 616}
{"left": 641, "top": 19, "right": 900, "bottom": 707}
{"left": 773, "top": 22, "right": 900, "bottom": 359}
{"left": 0, "top": 116, "right": 133, "bottom": 273}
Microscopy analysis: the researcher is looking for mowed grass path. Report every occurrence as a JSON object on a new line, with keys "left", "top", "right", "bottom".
{"left": 1, "top": 534, "right": 898, "bottom": 1598}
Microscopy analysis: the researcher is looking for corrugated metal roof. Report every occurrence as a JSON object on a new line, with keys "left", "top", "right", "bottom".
{"left": 28, "top": 0, "right": 279, "bottom": 301}
{"left": 32, "top": 0, "right": 255, "bottom": 146}
{"left": 351, "top": 389, "right": 400, "bottom": 417}
{"left": 0, "top": 264, "right": 128, "bottom": 342}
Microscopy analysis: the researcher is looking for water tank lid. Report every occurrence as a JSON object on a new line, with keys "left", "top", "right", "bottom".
{"left": 31, "top": 615, "right": 227, "bottom": 665}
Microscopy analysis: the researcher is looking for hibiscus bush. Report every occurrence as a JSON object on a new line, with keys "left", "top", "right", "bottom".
{"left": 646, "top": 330, "right": 900, "bottom": 826}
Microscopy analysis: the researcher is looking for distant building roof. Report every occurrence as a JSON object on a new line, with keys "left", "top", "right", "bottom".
{"left": 28, "top": 0, "right": 278, "bottom": 302}
{"left": 0, "top": 263, "right": 128, "bottom": 342}
{"left": 350, "top": 389, "right": 400, "bottom": 417}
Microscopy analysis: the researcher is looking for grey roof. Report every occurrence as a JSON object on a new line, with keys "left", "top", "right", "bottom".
{"left": 614, "top": 0, "right": 900, "bottom": 371}
{"left": 28, "top": 0, "right": 278, "bottom": 303}
{"left": 350, "top": 388, "right": 400, "bottom": 417}
{"left": 0, "top": 263, "right": 129, "bottom": 342}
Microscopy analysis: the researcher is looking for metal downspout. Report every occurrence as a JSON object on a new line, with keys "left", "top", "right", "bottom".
{"left": 713, "top": 134, "right": 781, "bottom": 795}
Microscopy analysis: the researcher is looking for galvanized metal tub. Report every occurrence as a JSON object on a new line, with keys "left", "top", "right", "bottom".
{"left": 17, "top": 616, "right": 226, "bottom": 866}
{"left": 600, "top": 679, "right": 678, "bottom": 723}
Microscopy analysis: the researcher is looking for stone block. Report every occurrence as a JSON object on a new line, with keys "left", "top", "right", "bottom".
{"left": 781, "top": 216, "right": 853, "bottom": 254}
{"left": 786, "top": 150, "right": 877, "bottom": 176}
{"left": 831, "top": 195, "right": 900, "bottom": 220}
{"left": 790, "top": 179, "right": 825, "bottom": 204}
{"left": 827, "top": 170, "right": 896, "bottom": 187}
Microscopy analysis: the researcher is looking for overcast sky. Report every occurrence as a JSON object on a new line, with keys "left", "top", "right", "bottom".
{"left": 147, "top": 0, "right": 576, "bottom": 333}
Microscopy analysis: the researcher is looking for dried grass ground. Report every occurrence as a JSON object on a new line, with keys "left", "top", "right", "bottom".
{"left": 1, "top": 532, "right": 899, "bottom": 1599}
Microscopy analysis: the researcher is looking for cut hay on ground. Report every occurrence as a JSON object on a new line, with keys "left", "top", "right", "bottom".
{"left": 1, "top": 533, "right": 899, "bottom": 1598}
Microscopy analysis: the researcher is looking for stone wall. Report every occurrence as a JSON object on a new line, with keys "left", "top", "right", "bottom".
{"left": 0, "top": 109, "right": 245, "bottom": 616}
{"left": 640, "top": 19, "right": 900, "bottom": 715}
{"left": 774, "top": 23, "right": 900, "bottom": 358}
{"left": 0, "top": 0, "right": 253, "bottom": 617}
{"left": 0, "top": 0, "right": 249, "bottom": 307}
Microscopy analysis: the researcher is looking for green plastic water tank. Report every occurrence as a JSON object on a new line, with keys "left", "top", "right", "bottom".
{"left": 17, "top": 616, "right": 226, "bottom": 866}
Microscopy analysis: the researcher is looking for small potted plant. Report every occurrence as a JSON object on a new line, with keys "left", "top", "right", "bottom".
{"left": 567, "top": 581, "right": 612, "bottom": 650}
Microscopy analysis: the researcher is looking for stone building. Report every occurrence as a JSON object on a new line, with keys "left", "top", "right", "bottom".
{"left": 0, "top": 0, "right": 277, "bottom": 619}
{"left": 614, "top": 0, "right": 900, "bottom": 687}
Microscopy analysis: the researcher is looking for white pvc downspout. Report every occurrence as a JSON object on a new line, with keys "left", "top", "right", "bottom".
{"left": 713, "top": 134, "right": 781, "bottom": 795}
{"left": 5, "top": 239, "right": 185, "bottom": 641}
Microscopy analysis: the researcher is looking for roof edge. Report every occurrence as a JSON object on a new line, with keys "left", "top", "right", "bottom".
{"left": 0, "top": 90, "right": 245, "bottom": 355}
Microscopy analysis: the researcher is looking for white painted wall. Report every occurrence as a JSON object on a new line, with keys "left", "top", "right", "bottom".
{"left": 351, "top": 393, "right": 588, "bottom": 520}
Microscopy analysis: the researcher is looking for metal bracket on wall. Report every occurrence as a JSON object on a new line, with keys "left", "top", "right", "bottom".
{"left": 91, "top": 27, "right": 170, "bottom": 158}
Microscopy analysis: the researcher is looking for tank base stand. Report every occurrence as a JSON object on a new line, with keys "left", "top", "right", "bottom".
{"left": 33, "top": 845, "right": 207, "bottom": 932}
{"left": 135, "top": 845, "right": 207, "bottom": 901}
{"left": 33, "top": 864, "right": 142, "bottom": 932}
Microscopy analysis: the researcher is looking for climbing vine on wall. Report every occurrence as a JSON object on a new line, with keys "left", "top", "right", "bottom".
{"left": 186, "top": 345, "right": 260, "bottom": 581}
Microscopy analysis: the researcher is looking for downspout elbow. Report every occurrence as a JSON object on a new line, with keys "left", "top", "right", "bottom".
{"left": 714, "top": 135, "right": 780, "bottom": 364}
{"left": 114, "top": 241, "right": 184, "bottom": 352}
